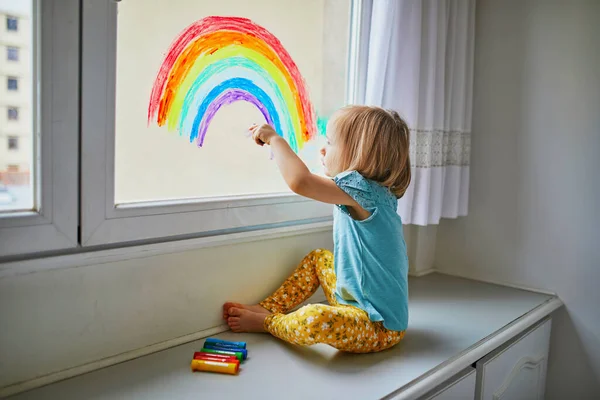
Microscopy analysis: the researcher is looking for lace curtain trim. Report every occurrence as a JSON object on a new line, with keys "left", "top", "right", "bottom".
{"left": 409, "top": 129, "right": 471, "bottom": 168}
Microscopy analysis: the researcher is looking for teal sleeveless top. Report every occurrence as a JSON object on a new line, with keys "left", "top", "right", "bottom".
{"left": 333, "top": 170, "right": 409, "bottom": 331}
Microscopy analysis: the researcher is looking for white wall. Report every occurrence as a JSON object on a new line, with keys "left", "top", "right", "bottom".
{"left": 435, "top": 0, "right": 600, "bottom": 397}
{"left": 0, "top": 229, "right": 333, "bottom": 389}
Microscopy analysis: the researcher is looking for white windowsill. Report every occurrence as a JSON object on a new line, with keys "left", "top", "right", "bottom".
{"left": 0, "top": 220, "right": 333, "bottom": 279}
{"left": 5, "top": 273, "right": 563, "bottom": 400}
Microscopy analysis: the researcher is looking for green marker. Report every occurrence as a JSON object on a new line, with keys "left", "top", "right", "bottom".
{"left": 204, "top": 344, "right": 248, "bottom": 359}
{"left": 200, "top": 347, "right": 244, "bottom": 362}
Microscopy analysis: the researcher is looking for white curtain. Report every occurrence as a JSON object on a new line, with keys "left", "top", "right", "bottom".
{"left": 357, "top": 0, "right": 475, "bottom": 225}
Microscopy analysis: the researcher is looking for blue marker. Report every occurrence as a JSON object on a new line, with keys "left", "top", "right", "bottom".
{"left": 204, "top": 337, "right": 247, "bottom": 350}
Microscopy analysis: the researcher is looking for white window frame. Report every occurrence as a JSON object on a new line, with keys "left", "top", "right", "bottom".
{"left": 0, "top": 0, "right": 79, "bottom": 257}
{"left": 80, "top": 0, "right": 362, "bottom": 246}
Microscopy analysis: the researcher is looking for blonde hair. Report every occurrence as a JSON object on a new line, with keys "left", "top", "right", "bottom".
{"left": 332, "top": 105, "right": 411, "bottom": 198}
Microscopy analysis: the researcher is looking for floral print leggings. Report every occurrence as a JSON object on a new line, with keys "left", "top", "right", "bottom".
{"left": 260, "top": 249, "right": 405, "bottom": 353}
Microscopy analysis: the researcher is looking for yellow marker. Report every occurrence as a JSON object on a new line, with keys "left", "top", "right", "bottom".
{"left": 190, "top": 359, "right": 239, "bottom": 375}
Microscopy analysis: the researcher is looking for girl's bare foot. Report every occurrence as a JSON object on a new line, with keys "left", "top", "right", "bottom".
{"left": 227, "top": 308, "right": 268, "bottom": 333}
{"left": 222, "top": 302, "right": 271, "bottom": 319}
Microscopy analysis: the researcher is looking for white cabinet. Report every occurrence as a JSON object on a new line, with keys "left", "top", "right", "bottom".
{"left": 420, "top": 367, "right": 477, "bottom": 400}
{"left": 475, "top": 318, "right": 551, "bottom": 400}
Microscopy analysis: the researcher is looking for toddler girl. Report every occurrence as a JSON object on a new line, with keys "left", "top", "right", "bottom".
{"left": 223, "top": 105, "right": 411, "bottom": 353}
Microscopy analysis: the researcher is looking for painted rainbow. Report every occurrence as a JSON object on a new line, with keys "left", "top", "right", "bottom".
{"left": 147, "top": 16, "right": 319, "bottom": 153}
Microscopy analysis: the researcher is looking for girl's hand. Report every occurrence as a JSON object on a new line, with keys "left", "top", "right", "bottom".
{"left": 247, "top": 122, "right": 359, "bottom": 210}
{"left": 250, "top": 123, "right": 279, "bottom": 146}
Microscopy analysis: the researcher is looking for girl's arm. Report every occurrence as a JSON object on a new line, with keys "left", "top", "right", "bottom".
{"left": 252, "top": 124, "right": 358, "bottom": 207}
{"left": 270, "top": 136, "right": 355, "bottom": 205}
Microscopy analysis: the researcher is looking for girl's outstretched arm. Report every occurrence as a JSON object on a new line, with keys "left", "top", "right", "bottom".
{"left": 251, "top": 124, "right": 358, "bottom": 207}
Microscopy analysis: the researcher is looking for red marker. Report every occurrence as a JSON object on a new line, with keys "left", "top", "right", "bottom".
{"left": 194, "top": 351, "right": 239, "bottom": 364}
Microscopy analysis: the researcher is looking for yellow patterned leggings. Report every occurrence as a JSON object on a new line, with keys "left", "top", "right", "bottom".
{"left": 260, "top": 249, "right": 405, "bottom": 353}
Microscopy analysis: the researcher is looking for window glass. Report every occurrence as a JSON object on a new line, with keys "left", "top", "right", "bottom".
{"left": 114, "top": 0, "right": 350, "bottom": 204}
{"left": 0, "top": 2, "right": 33, "bottom": 212}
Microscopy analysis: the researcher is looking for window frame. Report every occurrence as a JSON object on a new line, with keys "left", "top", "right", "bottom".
{"left": 80, "top": 0, "right": 360, "bottom": 246}
{"left": 0, "top": 0, "right": 79, "bottom": 258}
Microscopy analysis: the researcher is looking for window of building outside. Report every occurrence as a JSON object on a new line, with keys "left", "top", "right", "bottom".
{"left": 6, "top": 16, "right": 18, "bottom": 31}
{"left": 7, "top": 46, "right": 19, "bottom": 61}
{"left": 7, "top": 107, "right": 19, "bottom": 120}
{"left": 8, "top": 137, "right": 18, "bottom": 150}
{"left": 7, "top": 77, "right": 18, "bottom": 90}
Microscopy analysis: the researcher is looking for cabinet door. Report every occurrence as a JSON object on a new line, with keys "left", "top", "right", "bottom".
{"left": 420, "top": 367, "right": 476, "bottom": 400}
{"left": 476, "top": 318, "right": 551, "bottom": 400}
